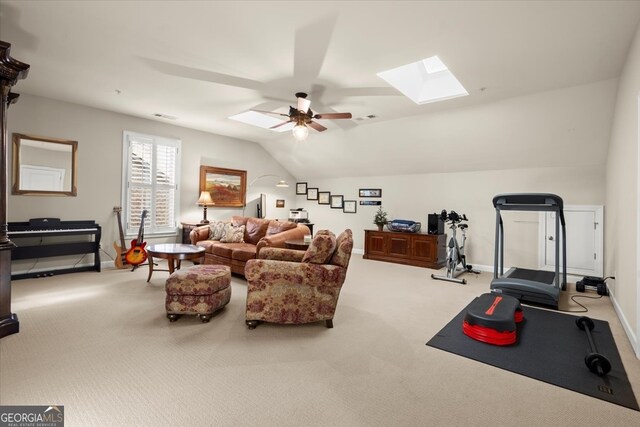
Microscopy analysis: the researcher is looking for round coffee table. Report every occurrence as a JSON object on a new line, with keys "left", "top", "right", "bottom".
{"left": 146, "top": 243, "right": 205, "bottom": 282}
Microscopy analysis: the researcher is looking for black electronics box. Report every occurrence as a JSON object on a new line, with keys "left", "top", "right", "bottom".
{"left": 428, "top": 213, "right": 444, "bottom": 235}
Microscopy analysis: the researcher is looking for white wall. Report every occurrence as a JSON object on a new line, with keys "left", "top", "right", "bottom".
{"left": 6, "top": 94, "right": 295, "bottom": 270}
{"left": 293, "top": 167, "right": 605, "bottom": 270}
{"left": 606, "top": 22, "right": 640, "bottom": 357}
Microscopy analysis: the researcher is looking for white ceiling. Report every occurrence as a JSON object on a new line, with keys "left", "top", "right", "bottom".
{"left": 1, "top": 1, "right": 640, "bottom": 179}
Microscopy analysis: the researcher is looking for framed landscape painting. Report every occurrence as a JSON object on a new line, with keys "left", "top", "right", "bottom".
{"left": 199, "top": 165, "right": 247, "bottom": 207}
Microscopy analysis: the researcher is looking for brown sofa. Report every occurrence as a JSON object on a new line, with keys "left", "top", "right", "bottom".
{"left": 189, "top": 216, "right": 310, "bottom": 276}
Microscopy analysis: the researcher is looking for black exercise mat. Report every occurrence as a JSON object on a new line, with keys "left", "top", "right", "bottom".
{"left": 427, "top": 299, "right": 639, "bottom": 410}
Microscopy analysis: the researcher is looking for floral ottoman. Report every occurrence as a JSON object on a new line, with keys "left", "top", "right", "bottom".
{"left": 165, "top": 264, "right": 231, "bottom": 323}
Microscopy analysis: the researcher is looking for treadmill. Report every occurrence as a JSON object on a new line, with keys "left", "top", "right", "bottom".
{"left": 490, "top": 193, "right": 567, "bottom": 308}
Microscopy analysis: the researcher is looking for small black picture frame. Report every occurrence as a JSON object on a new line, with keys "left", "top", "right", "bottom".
{"left": 318, "top": 191, "right": 331, "bottom": 205}
{"left": 296, "top": 182, "right": 308, "bottom": 195}
{"left": 359, "top": 200, "right": 382, "bottom": 206}
{"left": 330, "top": 195, "right": 344, "bottom": 209}
{"left": 343, "top": 200, "right": 357, "bottom": 213}
{"left": 307, "top": 187, "right": 318, "bottom": 200}
{"left": 359, "top": 188, "right": 382, "bottom": 198}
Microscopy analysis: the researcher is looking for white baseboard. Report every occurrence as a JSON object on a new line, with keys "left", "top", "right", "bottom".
{"left": 470, "top": 263, "right": 493, "bottom": 273}
{"left": 609, "top": 289, "right": 640, "bottom": 359}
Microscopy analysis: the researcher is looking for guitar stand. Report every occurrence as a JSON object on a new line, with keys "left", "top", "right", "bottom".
{"left": 131, "top": 262, "right": 156, "bottom": 272}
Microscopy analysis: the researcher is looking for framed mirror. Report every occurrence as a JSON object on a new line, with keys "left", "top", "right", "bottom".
{"left": 12, "top": 133, "right": 78, "bottom": 196}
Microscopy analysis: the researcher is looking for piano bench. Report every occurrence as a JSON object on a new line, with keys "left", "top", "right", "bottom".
{"left": 165, "top": 265, "right": 231, "bottom": 323}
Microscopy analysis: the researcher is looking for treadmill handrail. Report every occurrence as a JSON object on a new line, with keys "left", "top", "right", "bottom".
{"left": 493, "top": 193, "right": 565, "bottom": 225}
{"left": 493, "top": 193, "right": 563, "bottom": 209}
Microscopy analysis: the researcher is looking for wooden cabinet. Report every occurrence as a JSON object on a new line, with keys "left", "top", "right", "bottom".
{"left": 364, "top": 229, "right": 445, "bottom": 269}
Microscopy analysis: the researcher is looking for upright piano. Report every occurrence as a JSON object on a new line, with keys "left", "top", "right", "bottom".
{"left": 8, "top": 218, "right": 101, "bottom": 280}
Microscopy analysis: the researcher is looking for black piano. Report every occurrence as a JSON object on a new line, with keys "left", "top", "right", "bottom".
{"left": 8, "top": 218, "right": 101, "bottom": 280}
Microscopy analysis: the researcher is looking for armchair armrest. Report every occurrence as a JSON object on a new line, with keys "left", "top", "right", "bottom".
{"left": 189, "top": 225, "right": 210, "bottom": 244}
{"left": 258, "top": 247, "right": 306, "bottom": 262}
{"left": 245, "top": 259, "right": 346, "bottom": 289}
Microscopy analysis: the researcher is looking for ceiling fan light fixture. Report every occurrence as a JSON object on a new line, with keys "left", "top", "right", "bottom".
{"left": 292, "top": 124, "right": 309, "bottom": 142}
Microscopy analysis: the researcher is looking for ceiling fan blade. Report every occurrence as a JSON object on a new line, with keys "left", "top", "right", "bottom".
{"left": 307, "top": 121, "right": 327, "bottom": 132}
{"left": 269, "top": 120, "right": 293, "bottom": 130}
{"left": 140, "top": 57, "right": 264, "bottom": 90}
{"left": 251, "top": 109, "right": 289, "bottom": 117}
{"left": 297, "top": 96, "right": 311, "bottom": 113}
{"left": 313, "top": 112, "right": 352, "bottom": 120}
{"left": 294, "top": 15, "right": 338, "bottom": 81}
{"left": 337, "top": 86, "right": 400, "bottom": 97}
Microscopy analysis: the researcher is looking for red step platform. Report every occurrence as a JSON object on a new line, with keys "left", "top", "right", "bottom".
{"left": 463, "top": 293, "right": 524, "bottom": 346}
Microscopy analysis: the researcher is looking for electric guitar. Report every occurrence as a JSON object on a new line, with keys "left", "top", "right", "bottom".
{"left": 125, "top": 209, "right": 148, "bottom": 266}
{"left": 113, "top": 207, "right": 129, "bottom": 269}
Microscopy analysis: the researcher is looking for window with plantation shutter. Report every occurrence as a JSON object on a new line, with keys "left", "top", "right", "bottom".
{"left": 123, "top": 131, "right": 181, "bottom": 237}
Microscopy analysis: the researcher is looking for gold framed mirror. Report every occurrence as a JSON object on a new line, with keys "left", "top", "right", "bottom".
{"left": 12, "top": 133, "right": 78, "bottom": 196}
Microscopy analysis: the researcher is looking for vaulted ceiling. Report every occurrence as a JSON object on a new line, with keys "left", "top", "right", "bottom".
{"left": 1, "top": 1, "right": 640, "bottom": 178}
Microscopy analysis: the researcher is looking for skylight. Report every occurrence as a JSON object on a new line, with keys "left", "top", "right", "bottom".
{"left": 229, "top": 111, "right": 293, "bottom": 132}
{"left": 377, "top": 55, "right": 468, "bottom": 105}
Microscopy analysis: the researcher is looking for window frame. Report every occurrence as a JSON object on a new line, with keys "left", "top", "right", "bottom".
{"left": 122, "top": 130, "right": 181, "bottom": 238}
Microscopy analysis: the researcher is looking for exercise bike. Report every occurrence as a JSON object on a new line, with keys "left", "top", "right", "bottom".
{"left": 431, "top": 210, "right": 479, "bottom": 285}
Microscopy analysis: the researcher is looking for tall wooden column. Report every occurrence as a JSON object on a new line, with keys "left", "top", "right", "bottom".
{"left": 0, "top": 41, "right": 29, "bottom": 339}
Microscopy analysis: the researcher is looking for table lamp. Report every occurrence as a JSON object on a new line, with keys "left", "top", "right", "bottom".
{"left": 197, "top": 191, "right": 214, "bottom": 224}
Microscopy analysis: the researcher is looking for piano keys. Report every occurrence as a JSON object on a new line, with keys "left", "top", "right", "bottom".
{"left": 8, "top": 219, "right": 101, "bottom": 280}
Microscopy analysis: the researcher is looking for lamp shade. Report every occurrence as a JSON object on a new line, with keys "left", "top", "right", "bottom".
{"left": 197, "top": 191, "right": 214, "bottom": 206}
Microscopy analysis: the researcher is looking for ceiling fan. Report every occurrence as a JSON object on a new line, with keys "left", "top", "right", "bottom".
{"left": 251, "top": 92, "right": 352, "bottom": 141}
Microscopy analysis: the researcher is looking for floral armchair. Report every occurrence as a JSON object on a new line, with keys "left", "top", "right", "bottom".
{"left": 244, "top": 229, "right": 353, "bottom": 329}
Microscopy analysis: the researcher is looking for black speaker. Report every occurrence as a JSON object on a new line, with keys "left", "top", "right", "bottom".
{"left": 428, "top": 213, "right": 444, "bottom": 235}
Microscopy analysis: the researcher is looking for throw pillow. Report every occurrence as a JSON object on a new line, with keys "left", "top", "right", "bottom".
{"left": 208, "top": 221, "right": 226, "bottom": 241}
{"left": 220, "top": 223, "right": 245, "bottom": 243}
{"left": 245, "top": 217, "right": 270, "bottom": 244}
{"left": 302, "top": 230, "right": 337, "bottom": 264}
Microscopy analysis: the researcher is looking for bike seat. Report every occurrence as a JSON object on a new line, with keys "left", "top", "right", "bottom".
{"left": 459, "top": 224, "right": 468, "bottom": 229}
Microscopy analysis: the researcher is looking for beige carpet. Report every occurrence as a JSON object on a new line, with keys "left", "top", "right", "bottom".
{"left": 1, "top": 256, "right": 639, "bottom": 426}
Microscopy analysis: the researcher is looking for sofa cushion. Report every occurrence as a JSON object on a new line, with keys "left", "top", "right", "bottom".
{"left": 211, "top": 243, "right": 233, "bottom": 258}
{"left": 266, "top": 220, "right": 297, "bottom": 236}
{"left": 220, "top": 224, "right": 245, "bottom": 243}
{"left": 231, "top": 246, "right": 258, "bottom": 262}
{"left": 211, "top": 242, "right": 255, "bottom": 258}
{"left": 196, "top": 240, "right": 219, "bottom": 254}
{"left": 245, "top": 217, "right": 270, "bottom": 244}
{"left": 231, "top": 216, "right": 250, "bottom": 227}
{"left": 208, "top": 220, "right": 227, "bottom": 240}
{"left": 302, "top": 230, "right": 337, "bottom": 264}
